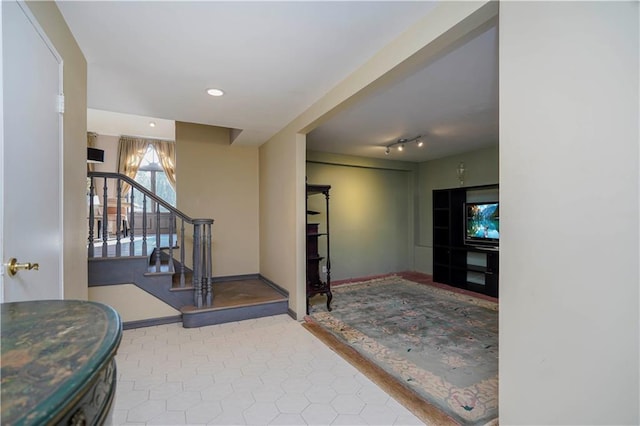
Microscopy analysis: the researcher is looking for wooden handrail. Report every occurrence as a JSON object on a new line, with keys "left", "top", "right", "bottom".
{"left": 88, "top": 171, "right": 212, "bottom": 225}
{"left": 87, "top": 172, "right": 214, "bottom": 308}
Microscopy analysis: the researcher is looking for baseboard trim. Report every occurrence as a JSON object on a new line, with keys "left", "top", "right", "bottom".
{"left": 211, "top": 273, "right": 260, "bottom": 283}
{"left": 123, "top": 315, "right": 182, "bottom": 330}
{"left": 331, "top": 272, "right": 397, "bottom": 287}
{"left": 397, "top": 271, "right": 499, "bottom": 303}
{"left": 181, "top": 300, "right": 288, "bottom": 328}
{"left": 258, "top": 275, "right": 289, "bottom": 297}
{"left": 287, "top": 308, "right": 297, "bottom": 321}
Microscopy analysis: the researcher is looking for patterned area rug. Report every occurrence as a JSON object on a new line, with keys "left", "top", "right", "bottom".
{"left": 308, "top": 276, "right": 498, "bottom": 425}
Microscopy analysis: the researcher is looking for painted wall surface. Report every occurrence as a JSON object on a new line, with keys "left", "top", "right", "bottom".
{"left": 89, "top": 284, "right": 179, "bottom": 322}
{"left": 92, "top": 134, "right": 118, "bottom": 173}
{"left": 259, "top": 132, "right": 306, "bottom": 318}
{"left": 500, "top": 2, "right": 639, "bottom": 424}
{"left": 306, "top": 152, "right": 415, "bottom": 281}
{"left": 26, "top": 1, "right": 88, "bottom": 300}
{"left": 415, "top": 145, "right": 498, "bottom": 274}
{"left": 175, "top": 122, "right": 259, "bottom": 277}
{"left": 88, "top": 134, "right": 119, "bottom": 203}
{"left": 259, "top": 2, "right": 495, "bottom": 318}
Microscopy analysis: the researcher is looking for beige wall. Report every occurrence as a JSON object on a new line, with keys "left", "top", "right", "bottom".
{"left": 25, "top": 1, "right": 88, "bottom": 300}
{"left": 89, "top": 284, "right": 179, "bottom": 322}
{"left": 415, "top": 144, "right": 499, "bottom": 273}
{"left": 92, "top": 134, "right": 119, "bottom": 173}
{"left": 89, "top": 134, "right": 119, "bottom": 202}
{"left": 259, "top": 132, "right": 306, "bottom": 317}
{"left": 306, "top": 151, "right": 416, "bottom": 281}
{"left": 500, "top": 2, "right": 638, "bottom": 423}
{"left": 175, "top": 122, "right": 259, "bottom": 277}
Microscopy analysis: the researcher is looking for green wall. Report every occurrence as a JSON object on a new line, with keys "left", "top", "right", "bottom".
{"left": 306, "top": 145, "right": 498, "bottom": 281}
{"left": 306, "top": 152, "right": 416, "bottom": 281}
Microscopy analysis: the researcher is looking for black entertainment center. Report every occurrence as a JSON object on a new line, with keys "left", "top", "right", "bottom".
{"left": 433, "top": 184, "right": 499, "bottom": 298}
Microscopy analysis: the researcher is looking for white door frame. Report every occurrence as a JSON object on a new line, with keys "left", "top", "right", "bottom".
{"left": 0, "top": 0, "right": 5, "bottom": 303}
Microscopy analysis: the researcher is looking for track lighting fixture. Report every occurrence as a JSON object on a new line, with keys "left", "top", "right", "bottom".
{"left": 384, "top": 135, "right": 424, "bottom": 155}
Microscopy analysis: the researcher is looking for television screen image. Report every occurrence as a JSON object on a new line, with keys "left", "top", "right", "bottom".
{"left": 465, "top": 202, "right": 499, "bottom": 245}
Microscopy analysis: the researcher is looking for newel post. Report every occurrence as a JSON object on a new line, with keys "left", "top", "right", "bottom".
{"left": 192, "top": 219, "right": 214, "bottom": 308}
{"left": 192, "top": 222, "right": 203, "bottom": 308}
{"left": 204, "top": 221, "right": 213, "bottom": 307}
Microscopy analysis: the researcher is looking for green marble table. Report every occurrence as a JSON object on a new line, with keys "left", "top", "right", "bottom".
{"left": 1, "top": 300, "right": 122, "bottom": 425}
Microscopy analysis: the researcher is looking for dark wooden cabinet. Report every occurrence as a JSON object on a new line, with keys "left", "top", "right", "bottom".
{"left": 1, "top": 300, "right": 122, "bottom": 425}
{"left": 433, "top": 188, "right": 465, "bottom": 284}
{"left": 449, "top": 246, "right": 499, "bottom": 297}
{"left": 433, "top": 184, "right": 499, "bottom": 298}
{"left": 306, "top": 184, "right": 332, "bottom": 313}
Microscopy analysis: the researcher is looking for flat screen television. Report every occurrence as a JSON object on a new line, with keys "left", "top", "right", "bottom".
{"left": 464, "top": 202, "right": 499, "bottom": 246}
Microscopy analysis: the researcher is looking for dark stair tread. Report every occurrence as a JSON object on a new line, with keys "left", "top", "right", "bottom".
{"left": 172, "top": 271, "right": 193, "bottom": 288}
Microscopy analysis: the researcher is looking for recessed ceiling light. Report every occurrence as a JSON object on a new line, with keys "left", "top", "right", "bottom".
{"left": 207, "top": 88, "right": 224, "bottom": 97}
{"left": 149, "top": 121, "right": 156, "bottom": 128}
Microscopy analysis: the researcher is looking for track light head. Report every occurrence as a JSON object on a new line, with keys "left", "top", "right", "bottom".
{"left": 383, "top": 135, "right": 423, "bottom": 156}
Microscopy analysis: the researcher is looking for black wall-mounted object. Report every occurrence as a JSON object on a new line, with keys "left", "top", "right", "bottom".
{"left": 87, "top": 147, "right": 104, "bottom": 163}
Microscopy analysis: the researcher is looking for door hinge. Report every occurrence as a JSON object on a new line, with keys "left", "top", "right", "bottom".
{"left": 57, "top": 94, "right": 65, "bottom": 114}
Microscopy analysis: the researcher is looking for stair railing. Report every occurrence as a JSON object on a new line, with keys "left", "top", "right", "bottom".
{"left": 87, "top": 171, "right": 214, "bottom": 309}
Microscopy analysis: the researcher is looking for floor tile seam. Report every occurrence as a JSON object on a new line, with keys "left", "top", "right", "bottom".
{"left": 148, "top": 393, "right": 186, "bottom": 401}
{"left": 116, "top": 386, "right": 151, "bottom": 397}
{"left": 125, "top": 400, "right": 168, "bottom": 423}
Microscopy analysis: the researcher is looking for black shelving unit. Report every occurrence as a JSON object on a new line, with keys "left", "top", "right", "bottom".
{"left": 432, "top": 184, "right": 499, "bottom": 298}
{"left": 306, "top": 184, "right": 332, "bottom": 313}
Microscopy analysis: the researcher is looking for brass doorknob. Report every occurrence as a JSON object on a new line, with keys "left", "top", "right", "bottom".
{"left": 6, "top": 258, "right": 39, "bottom": 277}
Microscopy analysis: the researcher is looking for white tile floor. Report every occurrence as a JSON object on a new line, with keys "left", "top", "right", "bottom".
{"left": 109, "top": 314, "right": 424, "bottom": 425}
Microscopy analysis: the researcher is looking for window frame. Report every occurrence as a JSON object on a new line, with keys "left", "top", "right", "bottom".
{"left": 130, "top": 145, "right": 176, "bottom": 212}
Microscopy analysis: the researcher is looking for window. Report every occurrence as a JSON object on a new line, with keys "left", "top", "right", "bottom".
{"left": 131, "top": 145, "right": 176, "bottom": 212}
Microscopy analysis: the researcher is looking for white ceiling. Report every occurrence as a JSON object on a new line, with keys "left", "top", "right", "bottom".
{"left": 308, "top": 24, "right": 498, "bottom": 162}
{"left": 88, "top": 109, "right": 175, "bottom": 140}
{"left": 57, "top": 1, "right": 498, "bottom": 163}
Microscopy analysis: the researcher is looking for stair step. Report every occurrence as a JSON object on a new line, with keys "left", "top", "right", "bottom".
{"left": 89, "top": 257, "right": 289, "bottom": 329}
{"left": 180, "top": 279, "right": 288, "bottom": 328}
{"left": 172, "top": 270, "right": 193, "bottom": 288}
{"left": 170, "top": 286, "right": 195, "bottom": 292}
{"left": 145, "top": 264, "right": 174, "bottom": 275}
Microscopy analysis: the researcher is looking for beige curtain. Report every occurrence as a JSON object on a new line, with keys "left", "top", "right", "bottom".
{"left": 117, "top": 136, "right": 149, "bottom": 196}
{"left": 152, "top": 140, "right": 176, "bottom": 189}
{"left": 87, "top": 132, "right": 98, "bottom": 172}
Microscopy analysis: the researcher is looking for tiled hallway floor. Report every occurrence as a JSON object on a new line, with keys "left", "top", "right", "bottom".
{"left": 109, "top": 314, "right": 424, "bottom": 425}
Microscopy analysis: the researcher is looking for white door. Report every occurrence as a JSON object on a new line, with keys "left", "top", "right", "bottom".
{"left": 1, "top": 1, "right": 63, "bottom": 302}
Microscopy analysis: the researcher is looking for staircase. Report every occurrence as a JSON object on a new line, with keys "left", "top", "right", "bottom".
{"left": 87, "top": 172, "right": 288, "bottom": 329}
